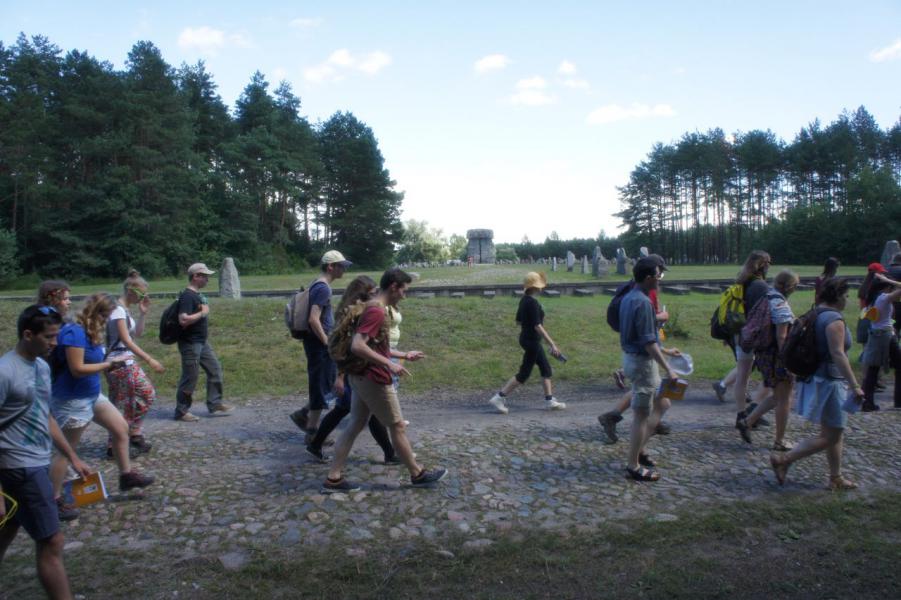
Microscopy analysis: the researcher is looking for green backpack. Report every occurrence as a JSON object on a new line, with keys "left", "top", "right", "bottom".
{"left": 717, "top": 283, "right": 746, "bottom": 335}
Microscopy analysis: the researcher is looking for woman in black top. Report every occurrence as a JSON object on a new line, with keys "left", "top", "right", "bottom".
{"left": 487, "top": 272, "right": 565, "bottom": 414}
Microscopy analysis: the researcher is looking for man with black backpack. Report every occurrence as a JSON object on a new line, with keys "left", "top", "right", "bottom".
{"left": 289, "top": 250, "right": 351, "bottom": 440}
{"left": 174, "top": 263, "right": 233, "bottom": 421}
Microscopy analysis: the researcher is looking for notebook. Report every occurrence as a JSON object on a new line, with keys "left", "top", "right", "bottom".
{"left": 658, "top": 378, "right": 689, "bottom": 401}
{"left": 64, "top": 472, "right": 109, "bottom": 507}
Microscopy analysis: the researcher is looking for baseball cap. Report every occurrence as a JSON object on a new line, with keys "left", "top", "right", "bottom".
{"left": 867, "top": 262, "right": 887, "bottom": 274}
{"left": 187, "top": 263, "right": 215, "bottom": 276}
{"left": 321, "top": 250, "right": 352, "bottom": 267}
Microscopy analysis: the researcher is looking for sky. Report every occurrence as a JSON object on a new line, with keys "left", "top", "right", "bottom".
{"left": 3, "top": 1, "right": 901, "bottom": 244}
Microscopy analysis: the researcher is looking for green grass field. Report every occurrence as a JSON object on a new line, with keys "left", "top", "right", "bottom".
{"left": 0, "top": 288, "right": 865, "bottom": 400}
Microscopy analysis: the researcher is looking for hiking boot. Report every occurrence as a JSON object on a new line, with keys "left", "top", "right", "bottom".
{"left": 712, "top": 381, "right": 727, "bottom": 403}
{"left": 861, "top": 402, "right": 881, "bottom": 412}
{"left": 106, "top": 446, "right": 139, "bottom": 460}
{"left": 321, "top": 477, "right": 361, "bottom": 494}
{"left": 175, "top": 412, "right": 199, "bottom": 422}
{"left": 545, "top": 397, "right": 566, "bottom": 410}
{"left": 209, "top": 404, "right": 234, "bottom": 417}
{"left": 612, "top": 369, "right": 627, "bottom": 390}
{"left": 384, "top": 454, "right": 401, "bottom": 465}
{"left": 598, "top": 412, "right": 622, "bottom": 444}
{"left": 411, "top": 467, "right": 448, "bottom": 487}
{"left": 130, "top": 435, "right": 152, "bottom": 455}
{"left": 488, "top": 394, "right": 509, "bottom": 414}
{"left": 55, "top": 496, "right": 80, "bottom": 522}
{"left": 305, "top": 444, "right": 327, "bottom": 463}
{"left": 290, "top": 407, "right": 309, "bottom": 431}
{"left": 119, "top": 470, "right": 155, "bottom": 492}
{"left": 654, "top": 421, "right": 672, "bottom": 435}
{"left": 735, "top": 415, "right": 752, "bottom": 444}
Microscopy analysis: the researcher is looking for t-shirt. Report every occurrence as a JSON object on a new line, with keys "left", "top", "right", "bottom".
{"left": 814, "top": 309, "right": 851, "bottom": 378}
{"left": 619, "top": 287, "right": 658, "bottom": 355}
{"left": 178, "top": 289, "right": 208, "bottom": 343}
{"left": 872, "top": 293, "right": 895, "bottom": 331}
{"left": 0, "top": 351, "right": 53, "bottom": 468}
{"left": 51, "top": 324, "right": 104, "bottom": 400}
{"left": 516, "top": 295, "right": 544, "bottom": 342}
{"left": 768, "top": 290, "right": 794, "bottom": 325}
{"left": 744, "top": 278, "right": 769, "bottom": 314}
{"left": 308, "top": 281, "right": 334, "bottom": 336}
{"left": 106, "top": 304, "right": 135, "bottom": 358}
{"left": 386, "top": 306, "right": 402, "bottom": 349}
{"left": 356, "top": 305, "right": 392, "bottom": 385}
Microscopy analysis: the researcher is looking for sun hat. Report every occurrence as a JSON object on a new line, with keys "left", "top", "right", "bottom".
{"left": 321, "top": 250, "right": 352, "bottom": 267}
{"left": 187, "top": 263, "right": 215, "bottom": 276}
{"left": 669, "top": 353, "right": 694, "bottom": 376}
{"left": 523, "top": 271, "right": 547, "bottom": 290}
{"left": 867, "top": 262, "right": 887, "bottom": 274}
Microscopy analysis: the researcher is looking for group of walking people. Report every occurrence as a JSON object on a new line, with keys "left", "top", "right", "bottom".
{"left": 2, "top": 248, "right": 899, "bottom": 599}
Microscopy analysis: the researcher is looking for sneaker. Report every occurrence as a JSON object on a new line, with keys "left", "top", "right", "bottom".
{"left": 321, "top": 477, "right": 361, "bottom": 494}
{"left": 654, "top": 421, "right": 672, "bottom": 435}
{"left": 305, "top": 444, "right": 327, "bottom": 463}
{"left": 289, "top": 407, "right": 309, "bottom": 431}
{"left": 712, "top": 381, "right": 727, "bottom": 403}
{"left": 175, "top": 412, "right": 199, "bottom": 422}
{"left": 488, "top": 393, "right": 509, "bottom": 414}
{"left": 612, "top": 369, "right": 627, "bottom": 390}
{"left": 735, "top": 415, "right": 752, "bottom": 444}
{"left": 209, "top": 404, "right": 234, "bottom": 417}
{"left": 384, "top": 454, "right": 402, "bottom": 465}
{"left": 129, "top": 436, "right": 153, "bottom": 455}
{"left": 598, "top": 412, "right": 622, "bottom": 444}
{"left": 411, "top": 467, "right": 448, "bottom": 487}
{"left": 545, "top": 397, "right": 566, "bottom": 410}
{"left": 119, "top": 470, "right": 155, "bottom": 492}
{"left": 55, "top": 496, "right": 79, "bottom": 522}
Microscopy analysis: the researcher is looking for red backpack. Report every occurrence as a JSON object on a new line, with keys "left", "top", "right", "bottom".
{"left": 740, "top": 293, "right": 774, "bottom": 353}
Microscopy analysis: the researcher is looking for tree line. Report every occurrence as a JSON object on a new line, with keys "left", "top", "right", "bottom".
{"left": 616, "top": 107, "right": 901, "bottom": 265}
{"left": 0, "top": 34, "right": 403, "bottom": 283}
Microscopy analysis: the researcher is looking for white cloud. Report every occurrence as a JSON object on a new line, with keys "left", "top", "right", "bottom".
{"left": 177, "top": 26, "right": 252, "bottom": 55}
{"left": 474, "top": 53, "right": 511, "bottom": 73}
{"left": 290, "top": 17, "right": 323, "bottom": 28}
{"left": 516, "top": 76, "right": 547, "bottom": 89}
{"left": 510, "top": 89, "right": 555, "bottom": 106}
{"left": 869, "top": 39, "right": 901, "bottom": 62}
{"left": 558, "top": 60, "right": 577, "bottom": 75}
{"left": 672, "top": 66, "right": 687, "bottom": 75}
{"left": 562, "top": 78, "right": 590, "bottom": 90}
{"left": 586, "top": 103, "right": 676, "bottom": 125}
{"left": 304, "top": 49, "right": 392, "bottom": 83}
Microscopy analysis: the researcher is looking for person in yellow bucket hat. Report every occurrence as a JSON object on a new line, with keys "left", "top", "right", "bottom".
{"left": 487, "top": 272, "right": 566, "bottom": 414}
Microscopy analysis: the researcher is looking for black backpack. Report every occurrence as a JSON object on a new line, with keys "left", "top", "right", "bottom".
{"left": 709, "top": 306, "right": 731, "bottom": 341}
{"left": 782, "top": 307, "right": 839, "bottom": 379}
{"left": 606, "top": 280, "right": 636, "bottom": 332}
{"left": 158, "top": 293, "right": 182, "bottom": 345}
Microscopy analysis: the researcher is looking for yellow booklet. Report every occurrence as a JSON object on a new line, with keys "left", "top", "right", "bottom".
{"left": 659, "top": 378, "right": 689, "bottom": 401}
{"left": 865, "top": 307, "right": 879, "bottom": 321}
{"left": 65, "top": 472, "right": 108, "bottom": 507}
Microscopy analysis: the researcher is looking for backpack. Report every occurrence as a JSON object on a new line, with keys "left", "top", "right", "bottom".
{"left": 717, "top": 283, "right": 746, "bottom": 335}
{"left": 781, "top": 307, "right": 839, "bottom": 379}
{"left": 739, "top": 293, "right": 775, "bottom": 353}
{"left": 606, "top": 280, "right": 636, "bottom": 332}
{"left": 284, "top": 280, "right": 322, "bottom": 340}
{"left": 327, "top": 300, "right": 388, "bottom": 375}
{"left": 158, "top": 294, "right": 182, "bottom": 345}
{"left": 709, "top": 306, "right": 731, "bottom": 341}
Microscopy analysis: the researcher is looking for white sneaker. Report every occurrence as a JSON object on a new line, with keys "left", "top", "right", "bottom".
{"left": 488, "top": 394, "right": 509, "bottom": 414}
{"left": 545, "top": 397, "right": 566, "bottom": 410}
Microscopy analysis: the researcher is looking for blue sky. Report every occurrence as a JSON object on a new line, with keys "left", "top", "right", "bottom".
{"left": 3, "top": 1, "right": 900, "bottom": 243}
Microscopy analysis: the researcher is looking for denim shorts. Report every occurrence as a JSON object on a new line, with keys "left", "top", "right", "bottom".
{"left": 50, "top": 393, "right": 112, "bottom": 429}
{"left": 0, "top": 465, "right": 60, "bottom": 541}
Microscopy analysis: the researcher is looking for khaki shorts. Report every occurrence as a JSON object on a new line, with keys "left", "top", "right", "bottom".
{"left": 348, "top": 374, "right": 404, "bottom": 426}
{"left": 622, "top": 353, "right": 660, "bottom": 410}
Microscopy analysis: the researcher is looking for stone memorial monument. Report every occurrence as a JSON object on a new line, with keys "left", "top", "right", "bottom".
{"left": 881, "top": 240, "right": 901, "bottom": 267}
{"left": 219, "top": 257, "right": 241, "bottom": 299}
{"left": 466, "top": 229, "right": 496, "bottom": 264}
{"left": 551, "top": 257, "right": 557, "bottom": 272}
{"left": 639, "top": 247, "right": 649, "bottom": 258}
{"left": 566, "top": 251, "right": 575, "bottom": 272}
{"left": 615, "top": 248, "right": 628, "bottom": 275}
{"left": 581, "top": 255, "right": 589, "bottom": 274}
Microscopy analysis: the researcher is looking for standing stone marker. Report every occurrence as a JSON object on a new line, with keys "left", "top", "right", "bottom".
{"left": 551, "top": 257, "right": 558, "bottom": 272}
{"left": 219, "top": 257, "right": 241, "bottom": 299}
{"left": 581, "top": 255, "right": 589, "bottom": 274}
{"left": 466, "top": 229, "right": 496, "bottom": 264}
{"left": 566, "top": 251, "right": 575, "bottom": 272}
{"left": 639, "top": 247, "right": 649, "bottom": 258}
{"left": 616, "top": 248, "right": 628, "bottom": 275}
{"left": 881, "top": 240, "right": 901, "bottom": 267}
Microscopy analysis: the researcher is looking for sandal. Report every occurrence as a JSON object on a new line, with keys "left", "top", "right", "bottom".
{"left": 625, "top": 466, "right": 660, "bottom": 482}
{"left": 638, "top": 453, "right": 656, "bottom": 468}
{"left": 828, "top": 475, "right": 858, "bottom": 491}
{"left": 771, "top": 441, "right": 793, "bottom": 452}
{"left": 770, "top": 454, "right": 789, "bottom": 486}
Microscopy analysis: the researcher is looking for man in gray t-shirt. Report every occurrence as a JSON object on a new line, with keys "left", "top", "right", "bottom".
{"left": 0, "top": 305, "right": 90, "bottom": 599}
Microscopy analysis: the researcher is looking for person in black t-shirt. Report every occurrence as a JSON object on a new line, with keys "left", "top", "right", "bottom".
{"left": 487, "top": 272, "right": 565, "bottom": 414}
{"left": 174, "top": 263, "right": 233, "bottom": 421}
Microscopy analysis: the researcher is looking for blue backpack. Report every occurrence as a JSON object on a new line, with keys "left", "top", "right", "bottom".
{"left": 606, "top": 281, "right": 636, "bottom": 332}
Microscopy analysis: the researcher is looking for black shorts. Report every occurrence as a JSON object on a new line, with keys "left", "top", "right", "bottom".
{"left": 0, "top": 466, "right": 60, "bottom": 541}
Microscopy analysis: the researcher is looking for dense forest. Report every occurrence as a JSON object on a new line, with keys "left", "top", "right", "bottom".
{"left": 616, "top": 107, "right": 901, "bottom": 264}
{"left": 0, "top": 34, "right": 403, "bottom": 282}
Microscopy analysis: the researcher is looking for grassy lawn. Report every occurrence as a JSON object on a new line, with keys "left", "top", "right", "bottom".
{"left": 3, "top": 489, "right": 899, "bottom": 598}
{"left": 0, "top": 263, "right": 865, "bottom": 297}
{"left": 0, "top": 289, "right": 866, "bottom": 400}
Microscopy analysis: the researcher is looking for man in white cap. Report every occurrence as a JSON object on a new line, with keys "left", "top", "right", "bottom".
{"left": 289, "top": 250, "right": 351, "bottom": 439}
{"left": 174, "top": 263, "right": 234, "bottom": 421}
